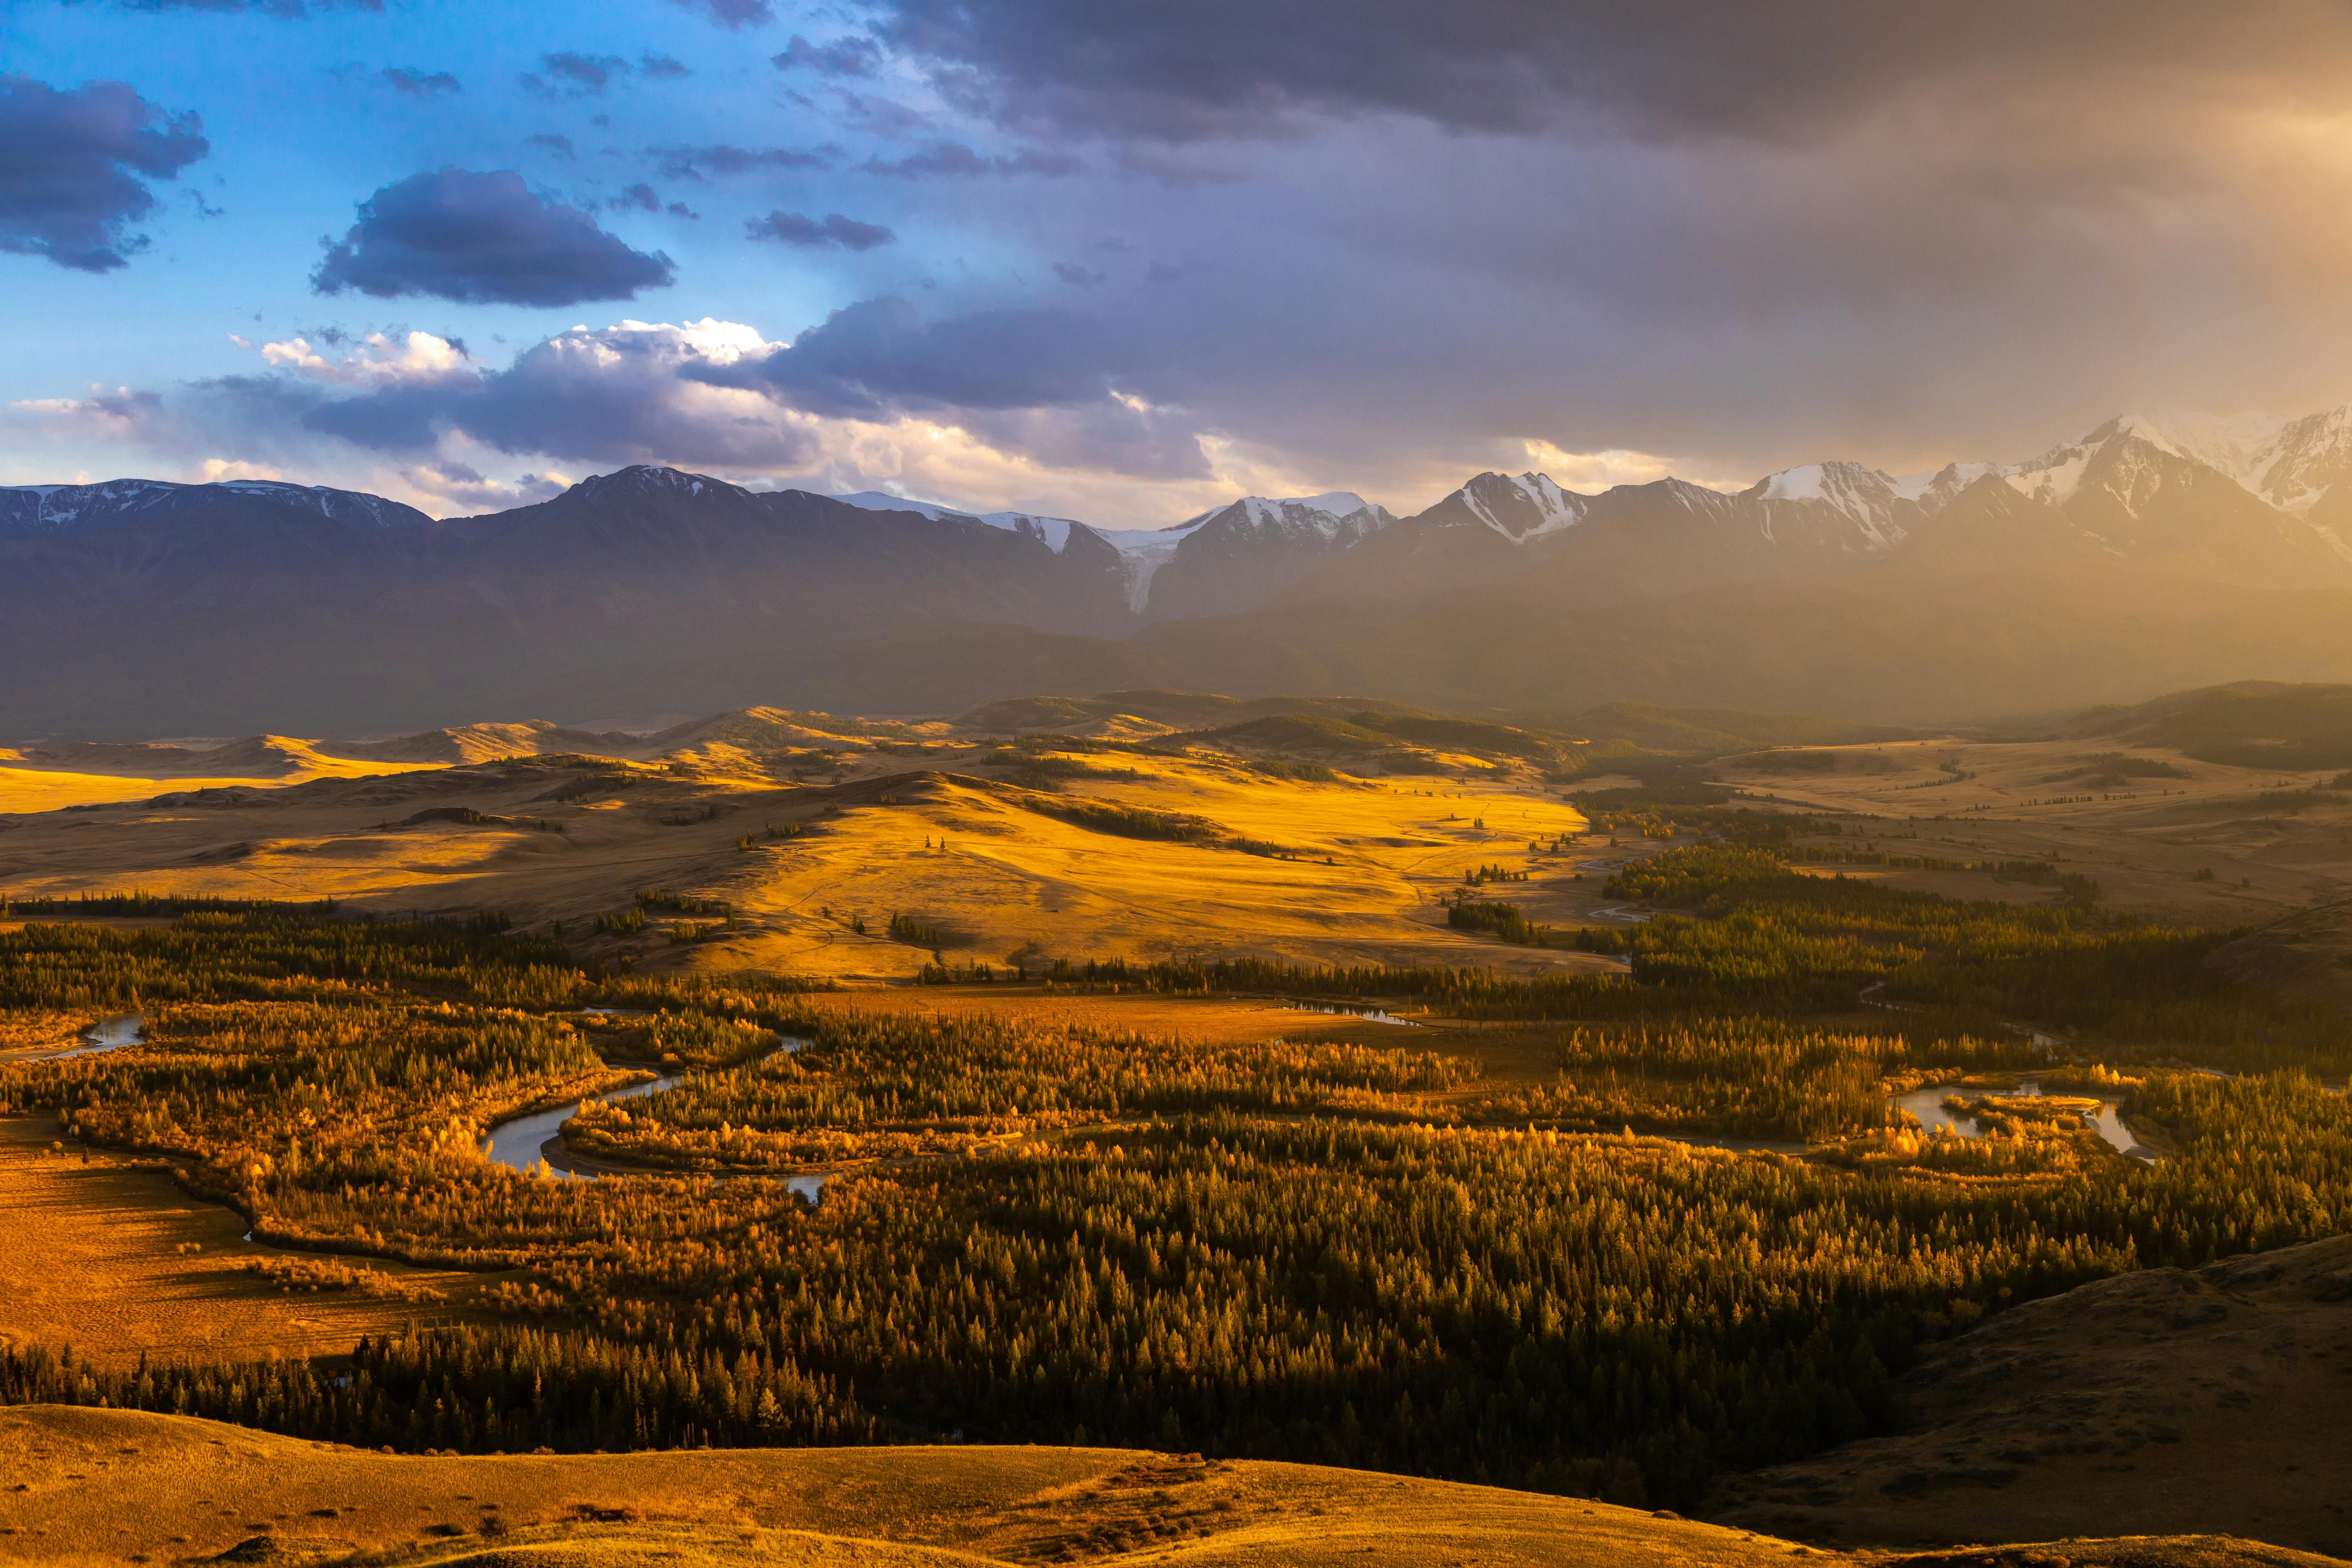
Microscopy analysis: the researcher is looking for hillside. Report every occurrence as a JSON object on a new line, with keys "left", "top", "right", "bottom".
{"left": 1710, "top": 1234, "right": 2352, "bottom": 1556}
{"left": 0, "top": 1404, "right": 2340, "bottom": 1568}
{"left": 2079, "top": 682, "right": 2352, "bottom": 768}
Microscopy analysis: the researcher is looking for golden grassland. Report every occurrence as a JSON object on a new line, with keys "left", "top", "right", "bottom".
{"left": 0, "top": 736, "right": 441, "bottom": 813}
{"left": 0, "top": 739, "right": 1616, "bottom": 978}
{"left": 9, "top": 719, "right": 2352, "bottom": 993}
{"left": 0, "top": 1120, "right": 484, "bottom": 1369}
{"left": 2, "top": 1404, "right": 2336, "bottom": 1568}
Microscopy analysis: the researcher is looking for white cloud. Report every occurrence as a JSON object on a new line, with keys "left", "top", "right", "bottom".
{"left": 260, "top": 331, "right": 473, "bottom": 386}
{"left": 1520, "top": 440, "right": 1747, "bottom": 495}
{"left": 192, "top": 458, "right": 285, "bottom": 482}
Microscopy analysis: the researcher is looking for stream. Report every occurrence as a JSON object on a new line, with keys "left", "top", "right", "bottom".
{"left": 31, "top": 1012, "right": 147, "bottom": 1060}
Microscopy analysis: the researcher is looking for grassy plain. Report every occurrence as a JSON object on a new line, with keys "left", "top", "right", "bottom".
{"left": 8, "top": 699, "right": 2352, "bottom": 1563}
{"left": 0, "top": 1120, "right": 481, "bottom": 1369}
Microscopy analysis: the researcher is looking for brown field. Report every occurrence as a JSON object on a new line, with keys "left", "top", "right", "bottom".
{"left": 0, "top": 1120, "right": 485, "bottom": 1369}
{"left": 0, "top": 1404, "right": 2337, "bottom": 1568}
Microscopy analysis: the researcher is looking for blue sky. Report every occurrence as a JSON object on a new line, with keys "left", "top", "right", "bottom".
{"left": 11, "top": 2, "right": 2352, "bottom": 523}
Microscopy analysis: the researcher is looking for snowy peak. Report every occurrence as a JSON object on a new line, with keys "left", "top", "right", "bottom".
{"left": 2247, "top": 404, "right": 2352, "bottom": 514}
{"left": 1451, "top": 471, "right": 1589, "bottom": 542}
{"left": 570, "top": 466, "right": 745, "bottom": 505}
{"left": 1891, "top": 462, "right": 2001, "bottom": 510}
{"left": 1184, "top": 492, "right": 1396, "bottom": 545}
{"left": 1744, "top": 461, "right": 1915, "bottom": 548}
{"left": 0, "top": 477, "right": 431, "bottom": 534}
{"left": 2000, "top": 416, "right": 2232, "bottom": 517}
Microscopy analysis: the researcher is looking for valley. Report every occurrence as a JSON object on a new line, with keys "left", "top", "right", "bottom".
{"left": 2, "top": 682, "right": 2350, "bottom": 1567}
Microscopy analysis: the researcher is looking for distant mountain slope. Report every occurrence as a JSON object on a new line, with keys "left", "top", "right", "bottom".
{"left": 2077, "top": 680, "right": 2352, "bottom": 768}
{"left": 0, "top": 468, "right": 1147, "bottom": 736}
{"left": 832, "top": 487, "right": 1393, "bottom": 619}
{"left": 0, "top": 477, "right": 431, "bottom": 534}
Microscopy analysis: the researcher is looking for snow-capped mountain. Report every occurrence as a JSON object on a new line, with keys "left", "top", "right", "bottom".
{"left": 1986, "top": 405, "right": 2352, "bottom": 542}
{"left": 22, "top": 400, "right": 2352, "bottom": 736}
{"left": 0, "top": 477, "right": 431, "bottom": 535}
{"left": 1139, "top": 492, "right": 1397, "bottom": 621}
{"left": 2243, "top": 406, "right": 2352, "bottom": 527}
{"left": 1976, "top": 415, "right": 2352, "bottom": 578}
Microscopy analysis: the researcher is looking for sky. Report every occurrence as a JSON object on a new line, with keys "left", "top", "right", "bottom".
{"left": 13, "top": 2, "right": 2352, "bottom": 525}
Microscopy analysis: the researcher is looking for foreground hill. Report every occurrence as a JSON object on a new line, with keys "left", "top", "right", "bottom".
{"left": 1711, "top": 1234, "right": 2352, "bottom": 1556}
{"left": 0, "top": 1403, "right": 2339, "bottom": 1568}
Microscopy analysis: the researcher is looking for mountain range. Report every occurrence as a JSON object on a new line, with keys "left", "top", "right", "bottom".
{"left": 12, "top": 407, "right": 2352, "bottom": 736}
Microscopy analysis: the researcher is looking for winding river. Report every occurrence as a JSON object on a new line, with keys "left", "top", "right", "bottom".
{"left": 479, "top": 1029, "right": 827, "bottom": 1200}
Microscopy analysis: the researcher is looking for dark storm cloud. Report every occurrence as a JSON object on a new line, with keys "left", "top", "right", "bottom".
{"left": 860, "top": 140, "right": 1084, "bottom": 178}
{"left": 872, "top": 0, "right": 2352, "bottom": 145}
{"left": 744, "top": 211, "right": 895, "bottom": 251}
{"left": 699, "top": 295, "right": 1116, "bottom": 417}
{"left": 770, "top": 35, "right": 882, "bottom": 78}
{"left": 669, "top": 0, "right": 773, "bottom": 29}
{"left": 651, "top": 143, "right": 834, "bottom": 180}
{"left": 381, "top": 67, "right": 459, "bottom": 98}
{"left": 0, "top": 75, "right": 209, "bottom": 273}
{"left": 310, "top": 168, "right": 675, "bottom": 306}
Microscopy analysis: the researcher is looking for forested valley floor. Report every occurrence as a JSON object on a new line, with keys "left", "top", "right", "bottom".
{"left": 2, "top": 817, "right": 2348, "bottom": 1544}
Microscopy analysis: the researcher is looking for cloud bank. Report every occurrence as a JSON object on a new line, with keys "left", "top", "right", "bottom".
{"left": 311, "top": 168, "right": 675, "bottom": 306}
